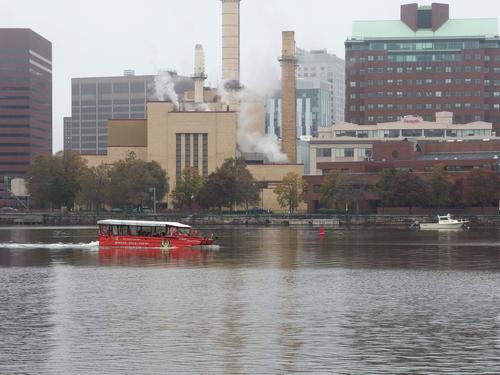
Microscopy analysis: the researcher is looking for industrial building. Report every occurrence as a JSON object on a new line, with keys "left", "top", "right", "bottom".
{"left": 345, "top": 3, "right": 500, "bottom": 132}
{"left": 82, "top": 0, "right": 306, "bottom": 212}
{"left": 0, "top": 29, "right": 52, "bottom": 194}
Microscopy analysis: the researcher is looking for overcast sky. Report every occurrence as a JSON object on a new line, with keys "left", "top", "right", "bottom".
{"left": 3, "top": 0, "right": 500, "bottom": 151}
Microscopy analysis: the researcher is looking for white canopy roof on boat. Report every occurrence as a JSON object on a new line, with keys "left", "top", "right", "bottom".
{"left": 97, "top": 219, "right": 191, "bottom": 229}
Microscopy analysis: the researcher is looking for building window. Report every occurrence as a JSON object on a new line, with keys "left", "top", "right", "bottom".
{"left": 424, "top": 129, "right": 445, "bottom": 137}
{"left": 185, "top": 133, "right": 191, "bottom": 168}
{"left": 316, "top": 148, "right": 332, "bottom": 157}
{"left": 193, "top": 134, "right": 199, "bottom": 170}
{"left": 202, "top": 134, "right": 208, "bottom": 177}
{"left": 402, "top": 129, "right": 422, "bottom": 137}
{"left": 383, "top": 129, "right": 400, "bottom": 138}
{"left": 176, "top": 133, "right": 182, "bottom": 178}
{"left": 435, "top": 91, "right": 442, "bottom": 97}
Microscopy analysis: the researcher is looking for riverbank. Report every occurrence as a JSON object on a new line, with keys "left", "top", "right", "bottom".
{"left": 0, "top": 211, "right": 499, "bottom": 227}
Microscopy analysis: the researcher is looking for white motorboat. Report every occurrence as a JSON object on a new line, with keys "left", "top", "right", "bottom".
{"left": 417, "top": 214, "right": 469, "bottom": 230}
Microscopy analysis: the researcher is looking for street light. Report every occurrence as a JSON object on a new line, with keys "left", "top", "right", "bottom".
{"left": 149, "top": 187, "right": 157, "bottom": 214}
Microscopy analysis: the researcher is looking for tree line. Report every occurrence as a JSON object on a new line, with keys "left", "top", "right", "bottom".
{"left": 27, "top": 151, "right": 168, "bottom": 210}
{"left": 319, "top": 165, "right": 500, "bottom": 213}
{"left": 26, "top": 152, "right": 268, "bottom": 212}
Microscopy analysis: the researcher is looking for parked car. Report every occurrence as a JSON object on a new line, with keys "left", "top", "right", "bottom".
{"left": 247, "top": 207, "right": 272, "bottom": 215}
{"left": 0, "top": 206, "right": 16, "bottom": 212}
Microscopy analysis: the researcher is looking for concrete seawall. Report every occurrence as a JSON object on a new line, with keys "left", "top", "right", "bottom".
{"left": 0, "top": 212, "right": 499, "bottom": 227}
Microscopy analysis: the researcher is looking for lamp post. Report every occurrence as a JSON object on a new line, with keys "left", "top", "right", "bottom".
{"left": 149, "top": 187, "right": 157, "bottom": 214}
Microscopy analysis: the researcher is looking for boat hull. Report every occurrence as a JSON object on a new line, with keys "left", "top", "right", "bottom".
{"left": 419, "top": 223, "right": 465, "bottom": 230}
{"left": 99, "top": 235, "right": 213, "bottom": 249}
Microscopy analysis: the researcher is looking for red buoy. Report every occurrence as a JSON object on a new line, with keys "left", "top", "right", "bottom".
{"left": 319, "top": 226, "right": 325, "bottom": 236}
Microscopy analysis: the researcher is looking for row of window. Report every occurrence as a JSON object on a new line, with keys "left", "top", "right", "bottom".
{"left": 350, "top": 78, "right": 488, "bottom": 87}
{"left": 74, "top": 82, "right": 150, "bottom": 96}
{"left": 351, "top": 90, "right": 490, "bottom": 99}
{"left": 334, "top": 129, "right": 490, "bottom": 138}
{"left": 350, "top": 65, "right": 500, "bottom": 75}
{"left": 349, "top": 103, "right": 500, "bottom": 111}
{"left": 316, "top": 147, "right": 373, "bottom": 159}
{"left": 349, "top": 41, "right": 487, "bottom": 53}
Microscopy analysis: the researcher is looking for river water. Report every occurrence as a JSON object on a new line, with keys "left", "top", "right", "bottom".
{"left": 0, "top": 225, "right": 499, "bottom": 374}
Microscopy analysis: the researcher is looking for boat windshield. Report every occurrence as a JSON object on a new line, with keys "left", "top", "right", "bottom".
{"left": 99, "top": 224, "right": 192, "bottom": 237}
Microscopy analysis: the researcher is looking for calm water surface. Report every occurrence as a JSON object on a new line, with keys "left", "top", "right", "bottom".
{"left": 0, "top": 225, "right": 499, "bottom": 374}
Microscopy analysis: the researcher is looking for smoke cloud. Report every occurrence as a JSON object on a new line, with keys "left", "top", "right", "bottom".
{"left": 235, "top": 89, "right": 288, "bottom": 163}
{"left": 153, "top": 71, "right": 179, "bottom": 110}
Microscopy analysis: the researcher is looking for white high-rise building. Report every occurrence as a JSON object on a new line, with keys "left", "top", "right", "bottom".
{"left": 296, "top": 48, "right": 345, "bottom": 125}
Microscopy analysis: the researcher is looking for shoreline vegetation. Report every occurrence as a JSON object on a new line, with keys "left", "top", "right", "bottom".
{"left": 0, "top": 211, "right": 498, "bottom": 227}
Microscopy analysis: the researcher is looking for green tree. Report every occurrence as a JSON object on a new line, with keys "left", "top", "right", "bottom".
{"left": 273, "top": 172, "right": 307, "bottom": 214}
{"left": 319, "top": 170, "right": 350, "bottom": 209}
{"left": 144, "top": 160, "right": 169, "bottom": 206}
{"left": 375, "top": 168, "right": 398, "bottom": 212}
{"left": 107, "top": 153, "right": 168, "bottom": 209}
{"left": 171, "top": 167, "right": 204, "bottom": 210}
{"left": 429, "top": 164, "right": 452, "bottom": 208}
{"left": 196, "top": 169, "right": 235, "bottom": 211}
{"left": 450, "top": 178, "right": 465, "bottom": 208}
{"left": 26, "top": 151, "right": 88, "bottom": 209}
{"left": 77, "top": 164, "right": 110, "bottom": 211}
{"left": 463, "top": 169, "right": 500, "bottom": 213}
{"left": 391, "top": 170, "right": 428, "bottom": 213}
{"left": 218, "top": 157, "right": 259, "bottom": 210}
{"left": 196, "top": 158, "right": 259, "bottom": 211}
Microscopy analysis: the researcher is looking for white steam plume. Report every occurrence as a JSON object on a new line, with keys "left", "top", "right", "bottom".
{"left": 236, "top": 90, "right": 288, "bottom": 163}
{"left": 154, "top": 71, "right": 179, "bottom": 110}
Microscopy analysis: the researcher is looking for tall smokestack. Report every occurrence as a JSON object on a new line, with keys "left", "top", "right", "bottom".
{"left": 193, "top": 44, "right": 206, "bottom": 104}
{"left": 280, "top": 31, "right": 297, "bottom": 163}
{"left": 221, "top": 0, "right": 241, "bottom": 85}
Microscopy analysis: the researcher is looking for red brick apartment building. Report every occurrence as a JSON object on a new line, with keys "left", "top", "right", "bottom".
{"left": 0, "top": 29, "right": 52, "bottom": 194}
{"left": 345, "top": 3, "right": 500, "bottom": 132}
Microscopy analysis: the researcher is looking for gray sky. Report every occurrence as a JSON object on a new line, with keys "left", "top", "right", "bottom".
{"left": 3, "top": 0, "right": 500, "bottom": 151}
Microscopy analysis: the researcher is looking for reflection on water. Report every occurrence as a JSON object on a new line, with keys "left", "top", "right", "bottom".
{"left": 0, "top": 226, "right": 499, "bottom": 373}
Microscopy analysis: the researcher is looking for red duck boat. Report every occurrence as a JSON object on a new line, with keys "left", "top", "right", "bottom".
{"left": 97, "top": 219, "right": 214, "bottom": 249}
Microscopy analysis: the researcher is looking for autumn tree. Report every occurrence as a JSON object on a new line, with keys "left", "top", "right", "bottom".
{"left": 463, "top": 169, "right": 500, "bottom": 213}
{"left": 171, "top": 167, "right": 204, "bottom": 210}
{"left": 26, "top": 151, "right": 88, "bottom": 209}
{"left": 429, "top": 164, "right": 452, "bottom": 208}
{"left": 274, "top": 172, "right": 307, "bottom": 214}
{"left": 390, "top": 170, "right": 428, "bottom": 213}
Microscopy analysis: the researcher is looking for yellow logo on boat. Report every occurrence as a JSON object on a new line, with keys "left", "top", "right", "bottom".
{"left": 161, "top": 240, "right": 170, "bottom": 252}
